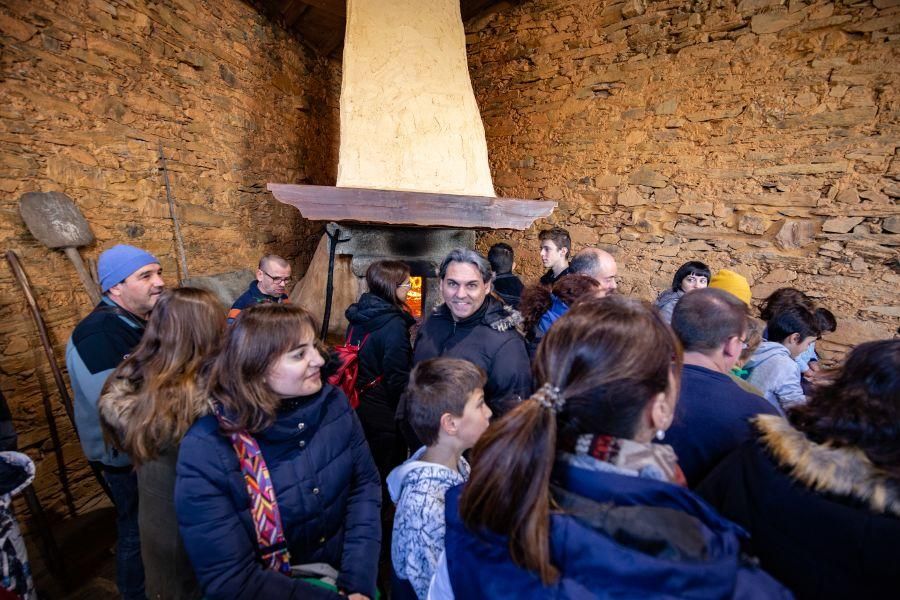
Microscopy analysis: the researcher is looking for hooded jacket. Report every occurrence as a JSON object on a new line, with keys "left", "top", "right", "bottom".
{"left": 344, "top": 293, "right": 416, "bottom": 415}
{"left": 437, "top": 457, "right": 792, "bottom": 599}
{"left": 654, "top": 289, "right": 683, "bottom": 324}
{"left": 174, "top": 384, "right": 381, "bottom": 600}
{"left": 413, "top": 295, "right": 531, "bottom": 415}
{"left": 99, "top": 377, "right": 206, "bottom": 600}
{"left": 698, "top": 415, "right": 900, "bottom": 599}
{"left": 745, "top": 341, "right": 805, "bottom": 414}
{"left": 386, "top": 447, "right": 469, "bottom": 599}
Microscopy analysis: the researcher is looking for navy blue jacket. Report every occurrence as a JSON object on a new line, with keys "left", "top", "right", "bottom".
{"left": 174, "top": 384, "right": 381, "bottom": 599}
{"left": 442, "top": 460, "right": 791, "bottom": 599}
{"left": 666, "top": 364, "right": 780, "bottom": 487}
{"left": 227, "top": 280, "right": 287, "bottom": 323}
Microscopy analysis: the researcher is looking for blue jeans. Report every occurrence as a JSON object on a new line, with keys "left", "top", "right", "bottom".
{"left": 103, "top": 468, "right": 146, "bottom": 600}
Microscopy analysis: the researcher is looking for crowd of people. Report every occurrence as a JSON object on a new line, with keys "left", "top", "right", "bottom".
{"left": 60, "top": 230, "right": 898, "bottom": 600}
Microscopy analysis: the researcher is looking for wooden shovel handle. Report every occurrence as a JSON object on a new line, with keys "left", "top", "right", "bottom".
{"left": 64, "top": 246, "right": 102, "bottom": 305}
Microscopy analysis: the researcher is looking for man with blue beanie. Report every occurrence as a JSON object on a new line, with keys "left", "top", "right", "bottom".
{"left": 66, "top": 244, "right": 164, "bottom": 600}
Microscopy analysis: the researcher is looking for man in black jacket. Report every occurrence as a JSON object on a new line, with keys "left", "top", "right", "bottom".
{"left": 413, "top": 248, "right": 531, "bottom": 416}
{"left": 487, "top": 242, "right": 524, "bottom": 307}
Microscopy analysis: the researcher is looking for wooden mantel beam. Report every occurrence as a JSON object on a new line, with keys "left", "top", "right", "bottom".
{"left": 268, "top": 183, "right": 556, "bottom": 230}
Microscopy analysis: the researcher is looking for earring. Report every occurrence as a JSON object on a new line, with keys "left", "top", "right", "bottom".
{"left": 655, "top": 429, "right": 665, "bottom": 441}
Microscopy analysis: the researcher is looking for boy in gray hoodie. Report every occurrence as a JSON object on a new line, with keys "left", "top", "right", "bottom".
{"left": 746, "top": 305, "right": 820, "bottom": 414}
{"left": 387, "top": 358, "right": 491, "bottom": 599}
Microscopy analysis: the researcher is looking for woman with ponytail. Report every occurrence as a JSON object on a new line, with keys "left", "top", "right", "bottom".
{"left": 431, "top": 296, "right": 791, "bottom": 599}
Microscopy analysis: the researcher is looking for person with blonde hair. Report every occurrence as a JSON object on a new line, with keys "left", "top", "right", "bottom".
{"left": 175, "top": 304, "right": 381, "bottom": 600}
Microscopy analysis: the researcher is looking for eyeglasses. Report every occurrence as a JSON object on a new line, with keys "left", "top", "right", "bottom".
{"left": 261, "top": 269, "right": 292, "bottom": 285}
{"left": 397, "top": 281, "right": 412, "bottom": 289}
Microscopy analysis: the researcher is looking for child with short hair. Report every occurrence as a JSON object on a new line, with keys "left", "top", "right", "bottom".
{"left": 797, "top": 307, "right": 837, "bottom": 386}
{"left": 746, "top": 306, "right": 820, "bottom": 414}
{"left": 729, "top": 316, "right": 765, "bottom": 397}
{"left": 387, "top": 358, "right": 491, "bottom": 599}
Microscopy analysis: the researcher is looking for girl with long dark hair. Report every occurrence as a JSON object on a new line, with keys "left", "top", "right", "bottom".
{"left": 175, "top": 304, "right": 381, "bottom": 599}
{"left": 431, "top": 296, "right": 790, "bottom": 598}
{"left": 100, "top": 287, "right": 225, "bottom": 599}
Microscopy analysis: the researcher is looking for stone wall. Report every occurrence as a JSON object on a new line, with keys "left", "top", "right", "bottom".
{"left": 0, "top": 0, "right": 339, "bottom": 521}
{"left": 467, "top": 0, "right": 899, "bottom": 357}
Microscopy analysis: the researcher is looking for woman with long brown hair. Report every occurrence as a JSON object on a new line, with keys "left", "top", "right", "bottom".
{"left": 99, "top": 287, "right": 226, "bottom": 599}
{"left": 343, "top": 260, "right": 416, "bottom": 479}
{"left": 430, "top": 296, "right": 790, "bottom": 598}
{"left": 175, "top": 304, "right": 381, "bottom": 600}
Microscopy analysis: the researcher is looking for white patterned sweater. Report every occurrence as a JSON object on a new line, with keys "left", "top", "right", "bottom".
{"left": 387, "top": 448, "right": 470, "bottom": 599}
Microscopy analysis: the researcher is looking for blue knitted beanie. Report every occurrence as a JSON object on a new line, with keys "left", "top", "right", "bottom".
{"left": 98, "top": 244, "right": 160, "bottom": 292}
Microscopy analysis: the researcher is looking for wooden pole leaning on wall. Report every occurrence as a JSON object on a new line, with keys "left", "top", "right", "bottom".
{"left": 5, "top": 251, "right": 77, "bottom": 516}
{"left": 5, "top": 250, "right": 114, "bottom": 506}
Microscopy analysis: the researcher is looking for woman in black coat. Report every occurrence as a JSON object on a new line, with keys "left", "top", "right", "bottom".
{"left": 344, "top": 260, "right": 416, "bottom": 479}
{"left": 698, "top": 339, "right": 900, "bottom": 599}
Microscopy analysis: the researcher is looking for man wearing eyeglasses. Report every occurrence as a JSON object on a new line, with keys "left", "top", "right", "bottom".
{"left": 228, "top": 254, "right": 292, "bottom": 323}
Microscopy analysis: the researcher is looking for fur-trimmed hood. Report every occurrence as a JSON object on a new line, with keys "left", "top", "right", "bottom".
{"left": 754, "top": 414, "right": 900, "bottom": 517}
{"left": 431, "top": 295, "right": 524, "bottom": 333}
{"left": 98, "top": 376, "right": 211, "bottom": 450}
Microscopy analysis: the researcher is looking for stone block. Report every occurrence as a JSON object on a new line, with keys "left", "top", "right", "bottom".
{"left": 775, "top": 219, "right": 815, "bottom": 249}
{"left": 569, "top": 224, "right": 600, "bottom": 246}
{"left": 883, "top": 216, "right": 900, "bottom": 234}
{"left": 654, "top": 186, "right": 678, "bottom": 204}
{"left": 629, "top": 167, "right": 667, "bottom": 188}
{"left": 678, "top": 202, "right": 714, "bottom": 216}
{"left": 835, "top": 187, "right": 860, "bottom": 204}
{"left": 738, "top": 213, "right": 769, "bottom": 235}
{"left": 822, "top": 216, "right": 865, "bottom": 233}
{"left": 762, "top": 268, "right": 798, "bottom": 284}
{"left": 617, "top": 188, "right": 646, "bottom": 207}
{"left": 751, "top": 10, "right": 804, "bottom": 34}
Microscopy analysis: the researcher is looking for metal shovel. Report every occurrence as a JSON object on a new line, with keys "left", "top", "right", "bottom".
{"left": 18, "top": 191, "right": 101, "bottom": 305}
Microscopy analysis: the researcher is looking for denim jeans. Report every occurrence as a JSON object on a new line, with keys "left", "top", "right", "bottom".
{"left": 103, "top": 468, "right": 146, "bottom": 600}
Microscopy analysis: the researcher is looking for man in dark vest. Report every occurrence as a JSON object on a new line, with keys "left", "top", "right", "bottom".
{"left": 66, "top": 244, "right": 165, "bottom": 600}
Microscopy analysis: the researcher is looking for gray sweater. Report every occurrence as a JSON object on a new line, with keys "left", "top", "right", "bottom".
{"left": 745, "top": 341, "right": 806, "bottom": 414}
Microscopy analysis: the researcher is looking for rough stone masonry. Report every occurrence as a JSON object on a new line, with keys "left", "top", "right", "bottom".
{"left": 468, "top": 0, "right": 898, "bottom": 361}
{"left": 0, "top": 0, "right": 340, "bottom": 531}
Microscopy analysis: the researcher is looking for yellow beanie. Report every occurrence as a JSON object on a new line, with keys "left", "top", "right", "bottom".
{"left": 709, "top": 269, "right": 752, "bottom": 305}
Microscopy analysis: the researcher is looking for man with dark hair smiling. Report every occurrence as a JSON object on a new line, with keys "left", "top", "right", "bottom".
{"left": 66, "top": 243, "right": 166, "bottom": 600}
{"left": 665, "top": 288, "right": 779, "bottom": 487}
{"left": 228, "top": 254, "right": 291, "bottom": 323}
{"left": 413, "top": 248, "right": 531, "bottom": 415}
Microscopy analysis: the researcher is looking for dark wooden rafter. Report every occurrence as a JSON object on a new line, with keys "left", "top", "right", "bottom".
{"left": 247, "top": 0, "right": 520, "bottom": 58}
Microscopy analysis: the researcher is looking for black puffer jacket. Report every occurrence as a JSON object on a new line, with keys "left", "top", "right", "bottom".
{"left": 412, "top": 295, "right": 531, "bottom": 415}
{"left": 345, "top": 293, "right": 416, "bottom": 412}
{"left": 345, "top": 294, "right": 416, "bottom": 473}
